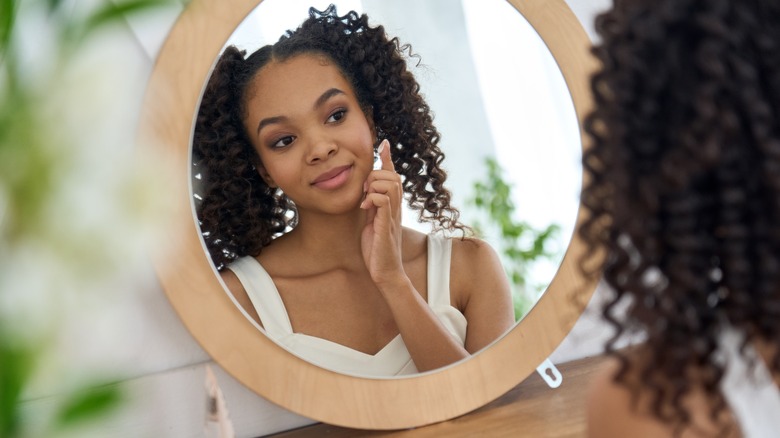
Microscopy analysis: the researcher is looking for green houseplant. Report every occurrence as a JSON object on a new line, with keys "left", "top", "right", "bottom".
{"left": 1, "top": 1, "right": 175, "bottom": 436}
{"left": 468, "top": 157, "right": 561, "bottom": 320}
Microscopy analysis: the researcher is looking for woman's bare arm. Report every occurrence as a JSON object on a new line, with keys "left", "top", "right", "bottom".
{"left": 451, "top": 238, "right": 515, "bottom": 354}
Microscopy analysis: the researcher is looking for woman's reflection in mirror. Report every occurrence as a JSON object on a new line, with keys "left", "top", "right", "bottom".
{"left": 580, "top": 0, "right": 780, "bottom": 436}
{"left": 192, "top": 5, "right": 514, "bottom": 376}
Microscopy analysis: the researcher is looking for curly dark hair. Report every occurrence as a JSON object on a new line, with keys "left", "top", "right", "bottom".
{"left": 580, "top": 0, "right": 780, "bottom": 434}
{"left": 193, "top": 5, "right": 466, "bottom": 269}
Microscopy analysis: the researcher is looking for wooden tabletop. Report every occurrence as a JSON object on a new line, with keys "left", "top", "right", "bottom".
{"left": 267, "top": 355, "right": 606, "bottom": 438}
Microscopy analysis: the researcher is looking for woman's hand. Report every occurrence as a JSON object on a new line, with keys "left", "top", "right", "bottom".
{"left": 360, "top": 139, "right": 405, "bottom": 288}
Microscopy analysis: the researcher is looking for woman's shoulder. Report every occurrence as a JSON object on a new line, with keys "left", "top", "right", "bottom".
{"left": 403, "top": 229, "right": 500, "bottom": 265}
{"left": 449, "top": 236, "right": 503, "bottom": 274}
{"left": 446, "top": 236, "right": 508, "bottom": 309}
{"left": 587, "top": 356, "right": 653, "bottom": 437}
{"left": 587, "top": 350, "right": 739, "bottom": 438}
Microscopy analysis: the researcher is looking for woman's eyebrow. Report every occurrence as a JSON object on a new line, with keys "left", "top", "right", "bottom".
{"left": 256, "top": 88, "right": 346, "bottom": 135}
{"left": 257, "top": 115, "right": 286, "bottom": 135}
{"left": 314, "top": 88, "right": 345, "bottom": 109}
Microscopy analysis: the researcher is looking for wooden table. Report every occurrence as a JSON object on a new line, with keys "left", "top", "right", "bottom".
{"left": 267, "top": 355, "right": 605, "bottom": 437}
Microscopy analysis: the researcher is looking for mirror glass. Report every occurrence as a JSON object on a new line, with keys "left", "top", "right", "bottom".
{"left": 192, "top": 0, "right": 580, "bottom": 377}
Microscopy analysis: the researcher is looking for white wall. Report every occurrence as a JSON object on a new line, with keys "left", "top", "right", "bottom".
{"left": 20, "top": 1, "right": 612, "bottom": 437}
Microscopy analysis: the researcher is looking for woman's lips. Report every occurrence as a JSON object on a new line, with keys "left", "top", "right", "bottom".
{"left": 311, "top": 165, "right": 352, "bottom": 190}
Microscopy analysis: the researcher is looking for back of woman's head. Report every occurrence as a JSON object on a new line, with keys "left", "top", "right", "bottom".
{"left": 581, "top": 0, "right": 780, "bottom": 431}
{"left": 193, "top": 5, "right": 462, "bottom": 269}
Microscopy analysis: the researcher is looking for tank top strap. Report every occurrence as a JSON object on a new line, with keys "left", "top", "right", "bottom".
{"left": 426, "top": 234, "right": 453, "bottom": 307}
{"left": 226, "top": 256, "right": 294, "bottom": 339}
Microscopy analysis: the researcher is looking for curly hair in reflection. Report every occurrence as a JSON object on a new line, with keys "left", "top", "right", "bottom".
{"left": 193, "top": 5, "right": 465, "bottom": 269}
{"left": 580, "top": 0, "right": 780, "bottom": 434}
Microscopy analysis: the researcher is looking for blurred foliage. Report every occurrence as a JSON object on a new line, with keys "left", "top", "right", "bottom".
{"left": 0, "top": 0, "right": 176, "bottom": 436}
{"left": 469, "top": 157, "right": 561, "bottom": 320}
{"left": 0, "top": 342, "right": 35, "bottom": 436}
{"left": 55, "top": 383, "right": 123, "bottom": 426}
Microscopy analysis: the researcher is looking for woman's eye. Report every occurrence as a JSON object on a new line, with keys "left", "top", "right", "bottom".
{"left": 327, "top": 109, "right": 346, "bottom": 123}
{"left": 271, "top": 136, "right": 295, "bottom": 148}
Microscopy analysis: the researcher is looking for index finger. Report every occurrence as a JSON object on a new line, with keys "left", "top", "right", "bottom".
{"left": 378, "top": 139, "right": 394, "bottom": 172}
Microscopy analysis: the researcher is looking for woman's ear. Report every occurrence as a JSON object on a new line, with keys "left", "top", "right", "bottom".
{"left": 256, "top": 164, "right": 277, "bottom": 188}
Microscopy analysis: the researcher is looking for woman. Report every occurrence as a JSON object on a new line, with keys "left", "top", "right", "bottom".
{"left": 580, "top": 0, "right": 780, "bottom": 436}
{"left": 193, "top": 6, "right": 514, "bottom": 377}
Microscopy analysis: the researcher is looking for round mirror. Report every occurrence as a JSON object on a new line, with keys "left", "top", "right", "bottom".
{"left": 139, "top": 0, "right": 598, "bottom": 429}
{"left": 192, "top": 0, "right": 581, "bottom": 377}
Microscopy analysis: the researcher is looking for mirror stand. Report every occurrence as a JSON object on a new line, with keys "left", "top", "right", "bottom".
{"left": 536, "top": 358, "right": 563, "bottom": 389}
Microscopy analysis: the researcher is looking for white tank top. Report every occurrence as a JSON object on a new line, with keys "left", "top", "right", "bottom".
{"left": 718, "top": 327, "right": 780, "bottom": 437}
{"left": 226, "top": 234, "right": 467, "bottom": 377}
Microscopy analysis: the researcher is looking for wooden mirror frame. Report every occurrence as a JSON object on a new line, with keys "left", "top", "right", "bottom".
{"left": 138, "top": 0, "right": 598, "bottom": 430}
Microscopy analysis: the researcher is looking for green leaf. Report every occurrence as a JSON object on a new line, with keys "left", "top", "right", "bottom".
{"left": 55, "top": 384, "right": 123, "bottom": 427}
{"left": 511, "top": 271, "right": 524, "bottom": 286}
{"left": 0, "top": 0, "right": 17, "bottom": 61}
{"left": 0, "top": 340, "right": 36, "bottom": 437}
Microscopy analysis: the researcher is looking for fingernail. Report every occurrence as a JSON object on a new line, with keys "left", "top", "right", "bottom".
{"left": 378, "top": 140, "right": 386, "bottom": 154}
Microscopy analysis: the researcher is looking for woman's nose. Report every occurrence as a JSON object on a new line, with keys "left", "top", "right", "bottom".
{"left": 306, "top": 136, "right": 338, "bottom": 163}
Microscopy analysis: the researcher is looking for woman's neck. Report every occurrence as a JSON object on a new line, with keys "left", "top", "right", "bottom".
{"left": 286, "top": 209, "right": 367, "bottom": 264}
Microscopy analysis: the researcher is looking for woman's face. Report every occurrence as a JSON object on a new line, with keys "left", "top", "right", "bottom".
{"left": 243, "top": 53, "right": 375, "bottom": 215}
